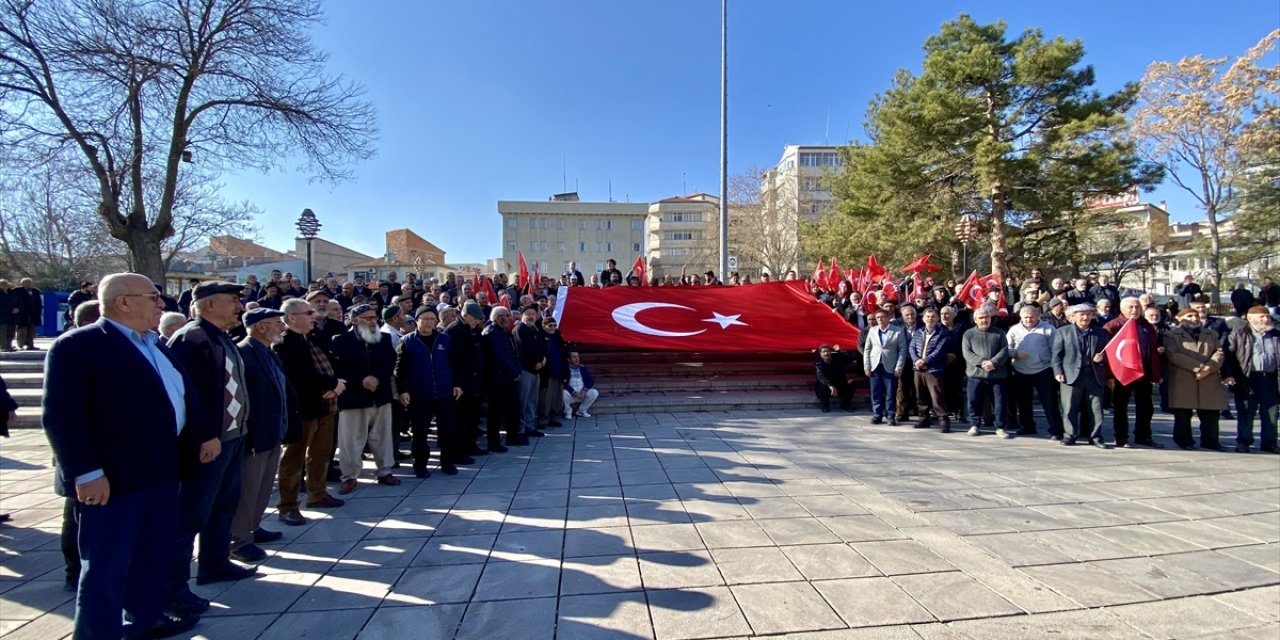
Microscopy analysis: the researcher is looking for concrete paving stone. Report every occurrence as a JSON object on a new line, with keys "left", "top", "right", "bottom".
{"left": 465, "top": 476, "right": 523, "bottom": 494}
{"left": 1084, "top": 499, "right": 1185, "bottom": 524}
{"left": 630, "top": 523, "right": 705, "bottom": 553}
{"left": 569, "top": 485, "right": 624, "bottom": 507}
{"left": 383, "top": 561, "right": 484, "bottom": 605}
{"left": 739, "top": 496, "right": 812, "bottom": 519}
{"left": 1023, "top": 528, "right": 1137, "bottom": 562}
{"left": 977, "top": 506, "right": 1083, "bottom": 532}
{"left": 567, "top": 504, "right": 631, "bottom": 529}
{"left": 1138, "top": 496, "right": 1243, "bottom": 520}
{"left": 258, "top": 540, "right": 356, "bottom": 574}
{"left": 411, "top": 533, "right": 495, "bottom": 566}
{"left": 1203, "top": 514, "right": 1280, "bottom": 544}
{"left": 1160, "top": 550, "right": 1280, "bottom": 590}
{"left": 1107, "top": 595, "right": 1258, "bottom": 639}
{"left": 188, "top": 613, "right": 278, "bottom": 639}
{"left": 1027, "top": 503, "right": 1133, "bottom": 528}
{"left": 812, "top": 576, "right": 936, "bottom": 628}
{"left": 491, "top": 529, "right": 564, "bottom": 561}
{"left": 452, "top": 491, "right": 516, "bottom": 511}
{"left": 694, "top": 520, "right": 773, "bottom": 549}
{"left": 721, "top": 480, "right": 789, "bottom": 499}
{"left": 780, "top": 543, "right": 881, "bottom": 581}
{"left": 0, "top": 550, "right": 63, "bottom": 583}
{"left": 985, "top": 485, "right": 1077, "bottom": 507}
{"left": 853, "top": 540, "right": 959, "bottom": 576}
{"left": 710, "top": 546, "right": 805, "bottom": 584}
{"left": 921, "top": 510, "right": 1017, "bottom": 535}
{"left": 1090, "top": 556, "right": 1224, "bottom": 598}
{"left": 263, "top": 607, "right": 377, "bottom": 640}
{"left": 680, "top": 498, "right": 753, "bottom": 521}
{"left": 622, "top": 483, "right": 680, "bottom": 502}
{"left": 340, "top": 537, "right": 427, "bottom": 569}
{"left": 358, "top": 603, "right": 466, "bottom": 639}
{"left": 758, "top": 516, "right": 844, "bottom": 546}
{"left": 792, "top": 494, "right": 870, "bottom": 517}
{"left": 561, "top": 555, "right": 645, "bottom": 595}
{"left": 647, "top": 586, "right": 753, "bottom": 640}
{"left": 287, "top": 568, "right": 401, "bottom": 611}
{"left": 940, "top": 608, "right": 1145, "bottom": 639}
{"left": 773, "top": 478, "right": 841, "bottom": 497}
{"left": 455, "top": 596, "right": 558, "bottom": 640}
{"left": 1146, "top": 519, "right": 1269, "bottom": 549}
{"left": 571, "top": 471, "right": 622, "bottom": 489}
{"left": 1083, "top": 523, "right": 1205, "bottom": 556}
{"left": 558, "top": 591, "right": 656, "bottom": 639}
{"left": 563, "top": 526, "right": 635, "bottom": 558}
{"left": 327, "top": 496, "right": 402, "bottom": 519}
{"left": 731, "top": 581, "right": 846, "bottom": 635}
{"left": 663, "top": 467, "right": 721, "bottom": 484}
{"left": 510, "top": 488, "right": 569, "bottom": 510}
{"left": 1220, "top": 544, "right": 1280, "bottom": 573}
{"left": 292, "top": 517, "right": 377, "bottom": 543}
{"left": 432, "top": 510, "right": 506, "bottom": 536}
{"left": 388, "top": 493, "right": 460, "bottom": 515}
{"left": 637, "top": 550, "right": 725, "bottom": 589}
{"left": 777, "top": 627, "right": 926, "bottom": 640}
{"left": 626, "top": 500, "right": 694, "bottom": 527}
{"left": 892, "top": 572, "right": 1024, "bottom": 621}
{"left": 0, "top": 579, "right": 73, "bottom": 621}
{"left": 361, "top": 513, "right": 445, "bottom": 540}
{"left": 1019, "top": 562, "right": 1160, "bottom": 607}
{"left": 500, "top": 507, "right": 568, "bottom": 533}
{"left": 962, "top": 532, "right": 1075, "bottom": 567}
{"left": 206, "top": 571, "right": 319, "bottom": 616}
{"left": 0, "top": 605, "right": 73, "bottom": 640}
{"left": 473, "top": 558, "right": 562, "bottom": 600}
{"left": 522, "top": 472, "right": 572, "bottom": 491}
{"left": 1211, "top": 585, "right": 1280, "bottom": 623}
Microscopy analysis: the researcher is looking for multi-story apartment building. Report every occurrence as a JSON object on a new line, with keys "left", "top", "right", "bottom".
{"left": 760, "top": 145, "right": 843, "bottom": 224}
{"left": 498, "top": 193, "right": 648, "bottom": 282}
{"left": 646, "top": 194, "right": 720, "bottom": 279}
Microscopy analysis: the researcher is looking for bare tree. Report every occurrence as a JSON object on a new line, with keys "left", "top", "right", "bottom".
{"left": 0, "top": 0, "right": 376, "bottom": 281}
{"left": 729, "top": 165, "right": 803, "bottom": 277}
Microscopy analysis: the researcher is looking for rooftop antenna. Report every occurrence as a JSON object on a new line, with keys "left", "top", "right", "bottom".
{"left": 683, "top": 172, "right": 687, "bottom": 194}
{"left": 609, "top": 178, "right": 613, "bottom": 202}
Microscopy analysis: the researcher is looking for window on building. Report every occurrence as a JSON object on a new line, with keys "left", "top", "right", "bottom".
{"left": 557, "top": 241, "right": 565, "bottom": 253}
{"left": 506, "top": 217, "right": 517, "bottom": 229}
{"left": 595, "top": 242, "right": 603, "bottom": 252}
{"left": 579, "top": 219, "right": 587, "bottom": 230}
{"left": 595, "top": 262, "right": 604, "bottom": 273}
{"left": 506, "top": 241, "right": 517, "bottom": 252}
{"left": 529, "top": 241, "right": 538, "bottom": 253}
{"left": 800, "top": 153, "right": 821, "bottom": 167}
{"left": 663, "top": 231, "right": 699, "bottom": 241}
{"left": 529, "top": 218, "right": 537, "bottom": 229}
{"left": 541, "top": 241, "right": 548, "bottom": 252}
{"left": 606, "top": 242, "right": 612, "bottom": 252}
{"left": 632, "top": 242, "right": 641, "bottom": 253}
{"left": 606, "top": 219, "right": 613, "bottom": 230}
{"left": 540, "top": 218, "right": 548, "bottom": 229}
{"left": 557, "top": 218, "right": 565, "bottom": 230}
{"left": 579, "top": 241, "right": 586, "bottom": 253}
{"left": 631, "top": 220, "right": 643, "bottom": 230}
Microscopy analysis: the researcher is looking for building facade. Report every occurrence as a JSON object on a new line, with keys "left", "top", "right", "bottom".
{"left": 646, "top": 194, "right": 719, "bottom": 279}
{"left": 749, "top": 145, "right": 845, "bottom": 276}
{"left": 499, "top": 193, "right": 648, "bottom": 282}
{"left": 346, "top": 228, "right": 450, "bottom": 282}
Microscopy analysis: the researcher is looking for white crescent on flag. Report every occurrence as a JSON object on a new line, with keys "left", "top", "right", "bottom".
{"left": 610, "top": 302, "right": 707, "bottom": 338}
{"left": 1115, "top": 338, "right": 1135, "bottom": 365}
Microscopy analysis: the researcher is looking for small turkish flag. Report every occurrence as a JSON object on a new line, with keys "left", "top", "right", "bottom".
{"left": 632, "top": 255, "right": 646, "bottom": 286}
{"left": 518, "top": 252, "right": 531, "bottom": 294}
{"left": 556, "top": 280, "right": 859, "bottom": 352}
{"left": 954, "top": 270, "right": 984, "bottom": 310}
{"left": 1104, "top": 318, "right": 1145, "bottom": 386}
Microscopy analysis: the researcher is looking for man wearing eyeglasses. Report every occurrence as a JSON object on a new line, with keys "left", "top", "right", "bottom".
{"left": 43, "top": 273, "right": 201, "bottom": 639}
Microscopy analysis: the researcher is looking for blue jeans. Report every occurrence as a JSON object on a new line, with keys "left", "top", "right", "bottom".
{"left": 868, "top": 367, "right": 898, "bottom": 419}
{"left": 519, "top": 371, "right": 540, "bottom": 432}
{"left": 171, "top": 436, "right": 243, "bottom": 594}
{"left": 967, "top": 377, "right": 1007, "bottom": 430}
{"left": 1235, "top": 372, "right": 1279, "bottom": 449}
{"left": 76, "top": 485, "right": 178, "bottom": 640}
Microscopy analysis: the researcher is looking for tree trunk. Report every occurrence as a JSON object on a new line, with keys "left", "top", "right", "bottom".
{"left": 125, "top": 229, "right": 167, "bottom": 285}
{"left": 989, "top": 185, "right": 1008, "bottom": 279}
{"left": 1206, "top": 204, "right": 1223, "bottom": 305}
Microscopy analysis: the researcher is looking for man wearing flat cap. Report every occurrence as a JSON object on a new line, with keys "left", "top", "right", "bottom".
{"left": 164, "top": 282, "right": 255, "bottom": 617}
{"left": 230, "top": 308, "right": 300, "bottom": 563}
{"left": 329, "top": 304, "right": 400, "bottom": 493}
{"left": 1051, "top": 303, "right": 1110, "bottom": 447}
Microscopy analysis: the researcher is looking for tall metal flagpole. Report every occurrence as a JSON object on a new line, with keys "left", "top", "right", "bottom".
{"left": 718, "top": 0, "right": 729, "bottom": 281}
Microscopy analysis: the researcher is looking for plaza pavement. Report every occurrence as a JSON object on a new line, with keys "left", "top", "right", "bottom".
{"left": 1, "top": 409, "right": 1277, "bottom": 639}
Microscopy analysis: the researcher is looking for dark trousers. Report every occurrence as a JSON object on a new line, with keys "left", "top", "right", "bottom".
{"left": 1172, "top": 408, "right": 1221, "bottom": 447}
{"left": 62, "top": 497, "right": 81, "bottom": 583}
{"left": 456, "top": 394, "right": 482, "bottom": 445}
{"left": 410, "top": 396, "right": 458, "bottom": 471}
{"left": 913, "top": 370, "right": 947, "bottom": 421}
{"left": 895, "top": 371, "right": 918, "bottom": 420}
{"left": 1061, "top": 379, "right": 1104, "bottom": 442}
{"left": 815, "top": 379, "right": 853, "bottom": 410}
{"left": 392, "top": 401, "right": 409, "bottom": 452}
{"left": 1111, "top": 379, "right": 1154, "bottom": 444}
{"left": 486, "top": 381, "right": 521, "bottom": 445}
{"left": 1011, "top": 368, "right": 1062, "bottom": 435}
{"left": 171, "top": 436, "right": 243, "bottom": 595}
{"left": 943, "top": 359, "right": 967, "bottom": 418}
{"left": 76, "top": 485, "right": 178, "bottom": 640}
{"left": 966, "top": 377, "right": 1007, "bottom": 430}
{"left": 0, "top": 323, "right": 13, "bottom": 350}
{"left": 1235, "top": 372, "right": 1280, "bottom": 449}
{"left": 868, "top": 367, "right": 898, "bottom": 419}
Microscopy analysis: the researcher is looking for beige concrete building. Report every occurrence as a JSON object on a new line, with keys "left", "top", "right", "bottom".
{"left": 646, "top": 194, "right": 720, "bottom": 279}
{"left": 760, "top": 145, "right": 843, "bottom": 224}
{"left": 346, "top": 228, "right": 449, "bottom": 282}
{"left": 737, "top": 145, "right": 845, "bottom": 276}
{"left": 498, "top": 192, "right": 648, "bottom": 281}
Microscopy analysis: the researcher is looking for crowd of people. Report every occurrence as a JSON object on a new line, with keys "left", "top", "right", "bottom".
{"left": 0, "top": 277, "right": 44, "bottom": 352}
{"left": 810, "top": 270, "right": 1280, "bottom": 457}
{"left": 38, "top": 268, "right": 602, "bottom": 639}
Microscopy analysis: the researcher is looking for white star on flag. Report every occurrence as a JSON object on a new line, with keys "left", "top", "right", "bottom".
{"left": 702, "top": 311, "right": 748, "bottom": 329}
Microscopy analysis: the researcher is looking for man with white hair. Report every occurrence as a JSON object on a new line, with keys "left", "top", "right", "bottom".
{"left": 1224, "top": 306, "right": 1280, "bottom": 453}
{"left": 962, "top": 306, "right": 1012, "bottom": 438}
{"left": 1052, "top": 303, "right": 1110, "bottom": 447}
{"left": 1102, "top": 297, "right": 1164, "bottom": 448}
{"left": 44, "top": 272, "right": 200, "bottom": 639}
{"left": 328, "top": 304, "right": 400, "bottom": 493}
{"left": 159, "top": 311, "right": 188, "bottom": 339}
{"left": 562, "top": 352, "right": 599, "bottom": 418}
{"left": 1006, "top": 305, "right": 1063, "bottom": 438}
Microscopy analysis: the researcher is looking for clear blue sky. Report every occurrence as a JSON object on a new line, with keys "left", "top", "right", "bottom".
{"left": 219, "top": 0, "right": 1280, "bottom": 264}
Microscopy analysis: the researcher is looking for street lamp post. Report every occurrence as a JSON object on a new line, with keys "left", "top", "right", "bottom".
{"left": 955, "top": 213, "right": 979, "bottom": 275}
{"left": 296, "top": 208, "right": 321, "bottom": 285}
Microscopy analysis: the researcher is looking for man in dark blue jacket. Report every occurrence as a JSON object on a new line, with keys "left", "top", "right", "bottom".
{"left": 330, "top": 304, "right": 401, "bottom": 491}
{"left": 396, "top": 306, "right": 465, "bottom": 476}
{"left": 909, "top": 308, "right": 952, "bottom": 431}
{"left": 513, "top": 306, "right": 547, "bottom": 438}
{"left": 231, "top": 308, "right": 300, "bottom": 563}
{"left": 165, "top": 281, "right": 256, "bottom": 615}
{"left": 43, "top": 273, "right": 201, "bottom": 639}
{"left": 482, "top": 306, "right": 526, "bottom": 447}
{"left": 447, "top": 302, "right": 494, "bottom": 453}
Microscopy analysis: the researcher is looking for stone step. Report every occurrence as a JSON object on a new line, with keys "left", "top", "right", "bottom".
{"left": 1, "top": 372, "right": 44, "bottom": 389}
{"left": 590, "top": 390, "right": 869, "bottom": 415}
{"left": 587, "top": 362, "right": 812, "bottom": 378}
{"left": 10, "top": 388, "right": 43, "bottom": 408}
{"left": 593, "top": 373, "right": 815, "bottom": 392}
{"left": 0, "top": 360, "right": 45, "bottom": 374}
{"left": 0, "top": 348, "right": 49, "bottom": 362}
{"left": 10, "top": 406, "right": 42, "bottom": 429}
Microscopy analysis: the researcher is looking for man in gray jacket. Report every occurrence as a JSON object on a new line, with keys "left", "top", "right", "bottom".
{"left": 962, "top": 306, "right": 1011, "bottom": 438}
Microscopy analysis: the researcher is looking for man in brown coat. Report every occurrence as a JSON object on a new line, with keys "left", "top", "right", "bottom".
{"left": 1163, "top": 308, "right": 1226, "bottom": 450}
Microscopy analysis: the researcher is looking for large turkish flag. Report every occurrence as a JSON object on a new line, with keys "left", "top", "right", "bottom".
{"left": 554, "top": 281, "right": 860, "bottom": 352}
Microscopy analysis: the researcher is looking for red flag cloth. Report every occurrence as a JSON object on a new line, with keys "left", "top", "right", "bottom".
{"left": 982, "top": 273, "right": 1008, "bottom": 315}
{"left": 954, "top": 270, "right": 984, "bottom": 310}
{"left": 518, "top": 252, "right": 531, "bottom": 294}
{"left": 632, "top": 255, "right": 647, "bottom": 286}
{"left": 555, "top": 280, "right": 860, "bottom": 352}
{"left": 1103, "top": 318, "right": 1145, "bottom": 386}
{"left": 899, "top": 253, "right": 942, "bottom": 274}
{"left": 479, "top": 276, "right": 499, "bottom": 303}
{"left": 865, "top": 255, "right": 887, "bottom": 284}
{"left": 813, "top": 259, "right": 828, "bottom": 292}
{"left": 830, "top": 257, "right": 842, "bottom": 288}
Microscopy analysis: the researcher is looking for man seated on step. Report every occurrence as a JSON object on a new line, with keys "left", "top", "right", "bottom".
{"left": 814, "top": 344, "right": 854, "bottom": 412}
{"left": 562, "top": 351, "right": 599, "bottom": 418}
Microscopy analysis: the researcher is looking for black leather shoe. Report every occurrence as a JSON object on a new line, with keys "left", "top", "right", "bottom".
{"left": 454, "top": 456, "right": 476, "bottom": 465}
{"left": 1117, "top": 441, "right": 1134, "bottom": 449}
{"left": 488, "top": 443, "right": 509, "bottom": 453}
{"left": 278, "top": 510, "right": 306, "bottom": 526}
{"left": 166, "top": 590, "right": 210, "bottom": 615}
{"left": 441, "top": 464, "right": 459, "bottom": 476}
{"left": 415, "top": 468, "right": 431, "bottom": 479}
{"left": 196, "top": 562, "right": 257, "bottom": 585}
{"left": 123, "top": 613, "right": 199, "bottom": 639}
{"left": 1235, "top": 444, "right": 1250, "bottom": 453}
{"left": 1090, "top": 438, "right": 1109, "bottom": 449}
{"left": 230, "top": 543, "right": 268, "bottom": 563}
{"left": 1176, "top": 442, "right": 1196, "bottom": 450}
{"left": 913, "top": 420, "right": 930, "bottom": 429}
{"left": 1202, "top": 443, "right": 1226, "bottom": 451}
{"left": 1049, "top": 435, "right": 1064, "bottom": 442}
{"left": 1259, "top": 447, "right": 1280, "bottom": 454}
{"left": 253, "top": 528, "right": 284, "bottom": 544}
{"left": 1135, "top": 439, "right": 1165, "bottom": 449}
{"left": 1061, "top": 438, "right": 1076, "bottom": 446}
{"left": 888, "top": 417, "right": 899, "bottom": 426}
{"left": 527, "top": 430, "right": 546, "bottom": 438}
{"left": 870, "top": 416, "right": 884, "bottom": 425}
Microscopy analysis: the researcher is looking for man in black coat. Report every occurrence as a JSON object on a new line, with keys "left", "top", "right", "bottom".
{"left": 1052, "top": 303, "right": 1110, "bottom": 447}
{"left": 0, "top": 280, "right": 17, "bottom": 352}
{"left": 14, "top": 278, "right": 42, "bottom": 350}
{"left": 447, "top": 302, "right": 492, "bottom": 453}
{"left": 177, "top": 278, "right": 200, "bottom": 318}
{"left": 1230, "top": 283, "right": 1255, "bottom": 318}
{"left": 482, "top": 306, "right": 526, "bottom": 447}
{"left": 814, "top": 344, "right": 854, "bottom": 412}
{"left": 329, "top": 304, "right": 400, "bottom": 493}
{"left": 230, "top": 309, "right": 301, "bottom": 563}
{"left": 513, "top": 305, "right": 547, "bottom": 438}
{"left": 165, "top": 282, "right": 256, "bottom": 616}
{"left": 274, "top": 298, "right": 346, "bottom": 525}
{"left": 43, "top": 273, "right": 200, "bottom": 639}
